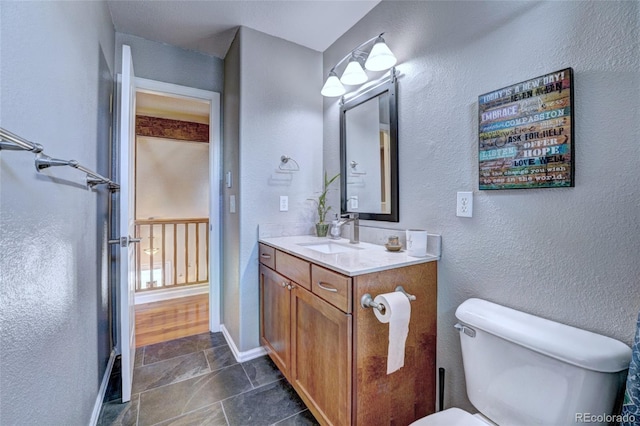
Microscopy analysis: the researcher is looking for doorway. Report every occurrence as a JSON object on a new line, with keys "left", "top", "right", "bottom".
{"left": 132, "top": 78, "right": 221, "bottom": 346}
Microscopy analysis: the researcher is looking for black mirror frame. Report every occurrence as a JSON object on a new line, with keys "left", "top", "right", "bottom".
{"left": 340, "top": 78, "right": 399, "bottom": 222}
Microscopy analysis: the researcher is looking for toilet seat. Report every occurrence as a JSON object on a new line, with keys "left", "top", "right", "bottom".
{"left": 410, "top": 408, "right": 492, "bottom": 426}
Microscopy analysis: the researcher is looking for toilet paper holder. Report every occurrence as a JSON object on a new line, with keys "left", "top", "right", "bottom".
{"left": 360, "top": 286, "right": 416, "bottom": 312}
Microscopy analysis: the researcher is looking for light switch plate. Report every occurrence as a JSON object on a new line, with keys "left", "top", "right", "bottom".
{"left": 230, "top": 195, "right": 236, "bottom": 213}
{"left": 280, "top": 196, "right": 288, "bottom": 212}
{"left": 350, "top": 196, "right": 358, "bottom": 210}
{"left": 456, "top": 191, "right": 473, "bottom": 217}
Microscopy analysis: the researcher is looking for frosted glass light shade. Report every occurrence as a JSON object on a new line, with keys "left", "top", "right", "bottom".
{"left": 365, "top": 38, "right": 397, "bottom": 71}
{"left": 340, "top": 58, "right": 368, "bottom": 86}
{"left": 321, "top": 71, "right": 346, "bottom": 97}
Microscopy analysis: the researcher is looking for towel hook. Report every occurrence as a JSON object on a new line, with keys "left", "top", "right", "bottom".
{"left": 279, "top": 155, "right": 300, "bottom": 171}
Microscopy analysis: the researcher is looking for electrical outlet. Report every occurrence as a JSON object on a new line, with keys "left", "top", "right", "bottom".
{"left": 279, "top": 195, "right": 288, "bottom": 212}
{"left": 456, "top": 191, "right": 473, "bottom": 217}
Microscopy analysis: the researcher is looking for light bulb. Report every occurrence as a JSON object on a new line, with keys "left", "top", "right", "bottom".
{"left": 321, "top": 71, "right": 346, "bottom": 97}
{"left": 340, "top": 56, "right": 368, "bottom": 86}
{"left": 365, "top": 37, "right": 397, "bottom": 71}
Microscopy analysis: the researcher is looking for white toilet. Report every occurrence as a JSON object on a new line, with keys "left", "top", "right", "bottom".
{"left": 413, "top": 298, "right": 632, "bottom": 426}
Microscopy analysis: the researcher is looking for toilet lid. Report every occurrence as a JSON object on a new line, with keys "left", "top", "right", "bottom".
{"left": 410, "top": 408, "right": 491, "bottom": 426}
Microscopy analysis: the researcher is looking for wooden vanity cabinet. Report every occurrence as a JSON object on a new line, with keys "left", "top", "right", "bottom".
{"left": 291, "top": 283, "right": 352, "bottom": 425}
{"left": 259, "top": 265, "right": 292, "bottom": 374}
{"left": 259, "top": 243, "right": 437, "bottom": 426}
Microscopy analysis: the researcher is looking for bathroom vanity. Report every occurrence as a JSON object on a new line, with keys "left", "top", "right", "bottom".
{"left": 258, "top": 236, "right": 438, "bottom": 425}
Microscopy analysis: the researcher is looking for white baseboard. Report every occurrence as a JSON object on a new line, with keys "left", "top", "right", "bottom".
{"left": 135, "top": 283, "right": 209, "bottom": 305}
{"left": 90, "top": 348, "right": 116, "bottom": 426}
{"left": 220, "top": 324, "right": 267, "bottom": 363}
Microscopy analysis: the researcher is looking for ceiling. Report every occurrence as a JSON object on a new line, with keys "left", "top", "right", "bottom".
{"left": 136, "top": 92, "right": 211, "bottom": 124}
{"left": 107, "top": 1, "right": 380, "bottom": 59}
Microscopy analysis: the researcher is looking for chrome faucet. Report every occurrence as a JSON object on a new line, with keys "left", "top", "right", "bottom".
{"left": 339, "top": 213, "right": 359, "bottom": 244}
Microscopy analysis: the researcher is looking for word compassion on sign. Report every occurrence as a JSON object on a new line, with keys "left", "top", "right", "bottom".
{"left": 478, "top": 68, "right": 574, "bottom": 190}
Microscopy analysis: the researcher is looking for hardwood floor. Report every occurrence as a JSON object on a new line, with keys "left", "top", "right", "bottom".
{"left": 135, "top": 293, "right": 209, "bottom": 347}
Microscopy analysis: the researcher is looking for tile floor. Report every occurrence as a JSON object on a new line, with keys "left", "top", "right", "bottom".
{"left": 99, "top": 332, "right": 319, "bottom": 426}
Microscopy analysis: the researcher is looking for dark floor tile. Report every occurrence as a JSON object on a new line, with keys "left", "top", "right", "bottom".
{"left": 154, "top": 402, "right": 227, "bottom": 426}
{"left": 204, "top": 345, "right": 238, "bottom": 372}
{"left": 144, "top": 332, "right": 226, "bottom": 365}
{"left": 222, "top": 379, "right": 306, "bottom": 426}
{"left": 98, "top": 394, "right": 139, "bottom": 426}
{"left": 274, "top": 409, "right": 319, "bottom": 426}
{"left": 133, "top": 351, "right": 210, "bottom": 394}
{"left": 242, "top": 355, "right": 283, "bottom": 387}
{"left": 138, "top": 364, "right": 252, "bottom": 426}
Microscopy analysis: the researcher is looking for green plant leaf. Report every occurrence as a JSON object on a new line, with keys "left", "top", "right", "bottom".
{"left": 314, "top": 171, "right": 340, "bottom": 223}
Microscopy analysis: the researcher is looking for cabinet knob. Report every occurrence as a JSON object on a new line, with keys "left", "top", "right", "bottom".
{"left": 281, "top": 281, "right": 288, "bottom": 288}
{"left": 260, "top": 253, "right": 272, "bottom": 259}
{"left": 287, "top": 284, "right": 296, "bottom": 290}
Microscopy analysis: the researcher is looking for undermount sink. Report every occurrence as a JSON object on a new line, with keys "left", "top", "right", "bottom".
{"left": 298, "top": 241, "right": 363, "bottom": 254}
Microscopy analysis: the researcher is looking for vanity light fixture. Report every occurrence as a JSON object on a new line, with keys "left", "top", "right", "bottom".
{"left": 365, "top": 35, "right": 397, "bottom": 71}
{"left": 320, "top": 70, "right": 346, "bottom": 97}
{"left": 341, "top": 54, "right": 368, "bottom": 85}
{"left": 321, "top": 33, "right": 397, "bottom": 97}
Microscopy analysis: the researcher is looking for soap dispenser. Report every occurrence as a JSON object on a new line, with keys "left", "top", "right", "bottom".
{"left": 329, "top": 214, "right": 341, "bottom": 240}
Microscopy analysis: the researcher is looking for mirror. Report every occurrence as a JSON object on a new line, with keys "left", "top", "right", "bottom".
{"left": 340, "top": 79, "right": 398, "bottom": 222}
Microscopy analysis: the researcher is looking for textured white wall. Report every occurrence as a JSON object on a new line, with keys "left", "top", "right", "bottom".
{"left": 324, "top": 0, "right": 640, "bottom": 412}
{"left": 222, "top": 27, "right": 323, "bottom": 351}
{"left": 0, "top": 1, "right": 115, "bottom": 424}
{"left": 136, "top": 137, "right": 209, "bottom": 219}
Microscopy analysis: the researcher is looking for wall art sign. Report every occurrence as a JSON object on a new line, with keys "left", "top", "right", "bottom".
{"left": 478, "top": 68, "right": 574, "bottom": 190}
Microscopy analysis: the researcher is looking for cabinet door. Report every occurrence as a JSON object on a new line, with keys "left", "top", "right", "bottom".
{"left": 291, "top": 285, "right": 352, "bottom": 426}
{"left": 260, "top": 265, "right": 291, "bottom": 375}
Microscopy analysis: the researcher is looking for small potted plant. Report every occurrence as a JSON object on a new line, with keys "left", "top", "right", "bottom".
{"left": 310, "top": 171, "right": 340, "bottom": 237}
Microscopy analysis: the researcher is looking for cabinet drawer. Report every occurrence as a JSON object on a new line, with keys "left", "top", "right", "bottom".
{"left": 276, "top": 251, "right": 310, "bottom": 290}
{"left": 258, "top": 244, "right": 276, "bottom": 269}
{"left": 311, "top": 265, "right": 352, "bottom": 313}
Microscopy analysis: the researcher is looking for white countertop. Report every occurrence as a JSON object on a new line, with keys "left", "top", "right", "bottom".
{"left": 259, "top": 235, "right": 437, "bottom": 276}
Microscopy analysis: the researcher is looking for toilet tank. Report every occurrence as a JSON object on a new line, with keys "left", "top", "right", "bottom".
{"left": 455, "top": 298, "right": 631, "bottom": 426}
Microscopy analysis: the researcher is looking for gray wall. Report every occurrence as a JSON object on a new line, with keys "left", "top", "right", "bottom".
{"left": 222, "top": 32, "right": 242, "bottom": 346}
{"left": 223, "top": 27, "right": 323, "bottom": 351}
{"left": 0, "top": 1, "right": 115, "bottom": 424}
{"left": 115, "top": 33, "right": 224, "bottom": 93}
{"left": 323, "top": 0, "right": 640, "bottom": 411}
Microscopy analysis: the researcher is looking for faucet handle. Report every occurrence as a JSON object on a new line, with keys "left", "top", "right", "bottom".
{"left": 341, "top": 212, "right": 359, "bottom": 220}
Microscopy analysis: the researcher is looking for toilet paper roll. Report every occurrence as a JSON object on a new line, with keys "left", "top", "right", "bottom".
{"left": 373, "top": 292, "right": 411, "bottom": 374}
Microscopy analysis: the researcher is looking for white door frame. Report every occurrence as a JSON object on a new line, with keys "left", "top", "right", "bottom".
{"left": 134, "top": 77, "right": 222, "bottom": 332}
